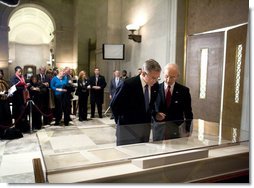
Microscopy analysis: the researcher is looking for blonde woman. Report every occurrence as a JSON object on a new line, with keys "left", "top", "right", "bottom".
{"left": 50, "top": 69, "right": 68, "bottom": 125}
{"left": 76, "top": 71, "right": 90, "bottom": 121}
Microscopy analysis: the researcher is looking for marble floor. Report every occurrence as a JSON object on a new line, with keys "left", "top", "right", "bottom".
{"left": 0, "top": 114, "right": 249, "bottom": 184}
{"left": 0, "top": 114, "right": 116, "bottom": 184}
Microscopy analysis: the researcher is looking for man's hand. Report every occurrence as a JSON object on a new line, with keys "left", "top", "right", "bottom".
{"left": 57, "top": 88, "right": 67, "bottom": 92}
{"left": 92, "top": 86, "right": 101, "bottom": 90}
{"left": 155, "top": 112, "right": 166, "bottom": 121}
{"left": 43, "top": 82, "right": 49, "bottom": 87}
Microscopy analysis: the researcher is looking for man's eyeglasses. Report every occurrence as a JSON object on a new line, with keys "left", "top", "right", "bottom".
{"left": 145, "top": 72, "right": 160, "bottom": 81}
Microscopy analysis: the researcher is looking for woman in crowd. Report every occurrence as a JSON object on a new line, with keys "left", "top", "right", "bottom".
{"left": 0, "top": 69, "right": 12, "bottom": 126}
{"left": 50, "top": 69, "right": 70, "bottom": 126}
{"left": 28, "top": 75, "right": 47, "bottom": 130}
{"left": 46, "top": 68, "right": 55, "bottom": 122}
{"left": 10, "top": 66, "right": 30, "bottom": 132}
{"left": 76, "top": 71, "right": 90, "bottom": 121}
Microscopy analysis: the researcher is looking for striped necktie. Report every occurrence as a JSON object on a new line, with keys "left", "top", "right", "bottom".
{"left": 144, "top": 84, "right": 149, "bottom": 111}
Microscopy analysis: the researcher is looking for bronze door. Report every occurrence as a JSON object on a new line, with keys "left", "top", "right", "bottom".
{"left": 186, "top": 32, "right": 224, "bottom": 122}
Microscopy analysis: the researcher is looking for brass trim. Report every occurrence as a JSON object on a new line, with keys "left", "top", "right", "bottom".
{"left": 183, "top": 0, "right": 189, "bottom": 84}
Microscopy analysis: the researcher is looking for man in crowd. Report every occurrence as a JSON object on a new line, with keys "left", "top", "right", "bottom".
{"left": 37, "top": 66, "right": 51, "bottom": 125}
{"left": 109, "top": 70, "right": 122, "bottom": 119}
{"left": 121, "top": 70, "right": 129, "bottom": 80}
{"left": 89, "top": 67, "right": 107, "bottom": 118}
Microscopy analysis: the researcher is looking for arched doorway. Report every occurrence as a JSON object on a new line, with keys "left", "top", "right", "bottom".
{"left": 8, "top": 5, "right": 55, "bottom": 78}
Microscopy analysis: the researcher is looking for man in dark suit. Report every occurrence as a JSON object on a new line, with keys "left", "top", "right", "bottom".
{"left": 37, "top": 66, "right": 51, "bottom": 125}
{"left": 109, "top": 70, "right": 122, "bottom": 99}
{"left": 89, "top": 67, "right": 107, "bottom": 118}
{"left": 154, "top": 63, "right": 193, "bottom": 141}
{"left": 121, "top": 70, "right": 129, "bottom": 80}
{"left": 109, "top": 70, "right": 122, "bottom": 119}
{"left": 110, "top": 59, "right": 164, "bottom": 146}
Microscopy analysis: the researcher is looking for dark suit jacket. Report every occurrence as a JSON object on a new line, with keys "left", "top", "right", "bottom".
{"left": 36, "top": 74, "right": 50, "bottom": 85}
{"left": 155, "top": 82, "right": 193, "bottom": 131}
{"left": 109, "top": 77, "right": 122, "bottom": 97}
{"left": 89, "top": 75, "right": 107, "bottom": 104}
{"left": 36, "top": 74, "right": 50, "bottom": 107}
{"left": 76, "top": 78, "right": 90, "bottom": 97}
{"left": 110, "top": 75, "right": 159, "bottom": 145}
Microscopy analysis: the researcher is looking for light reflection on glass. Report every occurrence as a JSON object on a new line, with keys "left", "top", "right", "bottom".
{"left": 232, "top": 128, "right": 238, "bottom": 143}
{"left": 198, "top": 119, "right": 205, "bottom": 141}
{"left": 200, "top": 48, "right": 208, "bottom": 99}
{"left": 234, "top": 44, "right": 243, "bottom": 103}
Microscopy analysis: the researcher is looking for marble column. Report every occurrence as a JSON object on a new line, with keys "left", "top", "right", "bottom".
{"left": 0, "top": 25, "right": 10, "bottom": 76}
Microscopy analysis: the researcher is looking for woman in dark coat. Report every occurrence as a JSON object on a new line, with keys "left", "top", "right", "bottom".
{"left": 0, "top": 69, "right": 12, "bottom": 126}
{"left": 28, "top": 75, "right": 47, "bottom": 130}
{"left": 76, "top": 71, "right": 90, "bottom": 121}
{"left": 10, "top": 66, "right": 29, "bottom": 132}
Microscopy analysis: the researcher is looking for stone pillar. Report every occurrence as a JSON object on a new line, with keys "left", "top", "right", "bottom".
{"left": 166, "top": 0, "right": 178, "bottom": 65}
{"left": 0, "top": 25, "right": 10, "bottom": 78}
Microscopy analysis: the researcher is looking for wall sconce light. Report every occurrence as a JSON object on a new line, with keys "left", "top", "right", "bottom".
{"left": 126, "top": 24, "right": 142, "bottom": 43}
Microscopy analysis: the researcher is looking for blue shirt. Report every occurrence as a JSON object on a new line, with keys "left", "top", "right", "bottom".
{"left": 50, "top": 76, "right": 68, "bottom": 96}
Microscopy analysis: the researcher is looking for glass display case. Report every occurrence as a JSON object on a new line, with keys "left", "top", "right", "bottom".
{"left": 36, "top": 119, "right": 249, "bottom": 183}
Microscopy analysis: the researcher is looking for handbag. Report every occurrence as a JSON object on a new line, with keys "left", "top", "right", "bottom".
{"left": 1, "top": 127, "right": 23, "bottom": 140}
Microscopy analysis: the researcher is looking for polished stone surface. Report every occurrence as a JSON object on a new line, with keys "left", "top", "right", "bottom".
{"left": 0, "top": 172, "right": 35, "bottom": 183}
{"left": 0, "top": 115, "right": 116, "bottom": 183}
{"left": 0, "top": 132, "right": 43, "bottom": 183}
{"left": 45, "top": 152, "right": 90, "bottom": 171}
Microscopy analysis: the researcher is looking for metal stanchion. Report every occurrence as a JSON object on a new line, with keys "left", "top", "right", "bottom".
{"left": 104, "top": 106, "right": 110, "bottom": 117}
{"left": 29, "top": 100, "right": 33, "bottom": 133}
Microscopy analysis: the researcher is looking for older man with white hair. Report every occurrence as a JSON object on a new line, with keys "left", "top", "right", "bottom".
{"left": 154, "top": 63, "right": 193, "bottom": 141}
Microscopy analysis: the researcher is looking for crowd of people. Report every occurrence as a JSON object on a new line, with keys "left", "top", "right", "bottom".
{"left": 1, "top": 61, "right": 193, "bottom": 146}
{"left": 0, "top": 66, "right": 132, "bottom": 133}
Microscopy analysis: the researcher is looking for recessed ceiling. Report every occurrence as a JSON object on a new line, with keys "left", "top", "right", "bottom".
{"left": 9, "top": 7, "right": 54, "bottom": 45}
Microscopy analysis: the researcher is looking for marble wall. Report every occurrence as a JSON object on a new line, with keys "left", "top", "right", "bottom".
{"left": 8, "top": 43, "right": 50, "bottom": 78}
{"left": 93, "top": 0, "right": 181, "bottom": 88}
{"left": 119, "top": 0, "right": 178, "bottom": 78}
{"left": 74, "top": 0, "right": 99, "bottom": 74}
{"left": 188, "top": 0, "right": 249, "bottom": 35}
{"left": 0, "top": 25, "right": 9, "bottom": 75}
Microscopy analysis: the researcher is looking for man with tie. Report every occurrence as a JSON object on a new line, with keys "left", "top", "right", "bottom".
{"left": 109, "top": 70, "right": 122, "bottom": 119}
{"left": 110, "top": 59, "right": 164, "bottom": 146}
{"left": 154, "top": 63, "right": 193, "bottom": 140}
{"left": 37, "top": 66, "right": 51, "bottom": 125}
{"left": 89, "top": 67, "right": 107, "bottom": 118}
{"left": 121, "top": 70, "right": 129, "bottom": 80}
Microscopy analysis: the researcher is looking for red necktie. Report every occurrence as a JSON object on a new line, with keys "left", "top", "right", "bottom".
{"left": 166, "top": 85, "right": 171, "bottom": 108}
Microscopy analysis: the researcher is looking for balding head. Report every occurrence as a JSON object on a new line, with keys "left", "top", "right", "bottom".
{"left": 39, "top": 66, "right": 46, "bottom": 74}
{"left": 114, "top": 70, "right": 121, "bottom": 77}
{"left": 163, "top": 63, "right": 179, "bottom": 85}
